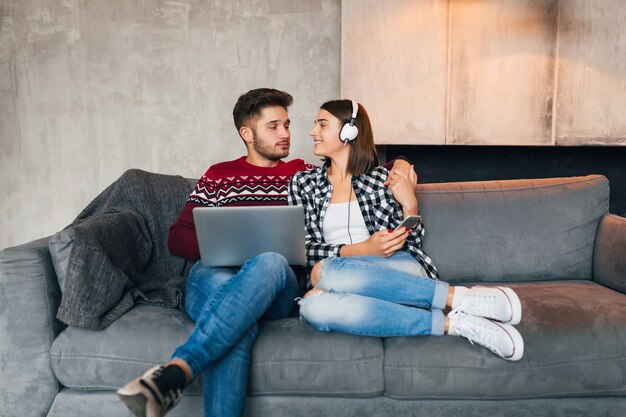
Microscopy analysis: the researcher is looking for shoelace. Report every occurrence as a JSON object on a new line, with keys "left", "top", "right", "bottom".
{"left": 449, "top": 310, "right": 504, "bottom": 358}
{"left": 162, "top": 388, "right": 183, "bottom": 409}
{"left": 460, "top": 293, "right": 496, "bottom": 317}
{"left": 151, "top": 366, "right": 165, "bottom": 378}
{"left": 448, "top": 306, "right": 463, "bottom": 319}
{"left": 147, "top": 366, "right": 184, "bottom": 409}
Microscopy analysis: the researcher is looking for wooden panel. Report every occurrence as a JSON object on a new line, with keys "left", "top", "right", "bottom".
{"left": 556, "top": 0, "right": 626, "bottom": 145}
{"left": 341, "top": 0, "right": 448, "bottom": 144}
{"left": 447, "top": 0, "right": 557, "bottom": 145}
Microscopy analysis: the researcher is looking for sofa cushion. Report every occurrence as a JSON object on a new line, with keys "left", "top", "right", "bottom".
{"left": 383, "top": 281, "right": 626, "bottom": 399}
{"left": 51, "top": 307, "right": 384, "bottom": 398}
{"left": 416, "top": 175, "right": 609, "bottom": 283}
{"left": 249, "top": 318, "right": 384, "bottom": 397}
{"left": 47, "top": 389, "right": 202, "bottom": 417}
{"left": 0, "top": 238, "right": 64, "bottom": 417}
{"left": 594, "top": 213, "right": 626, "bottom": 293}
{"left": 50, "top": 305, "right": 203, "bottom": 394}
{"left": 50, "top": 306, "right": 384, "bottom": 398}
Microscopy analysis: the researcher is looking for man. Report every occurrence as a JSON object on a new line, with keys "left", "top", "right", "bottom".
{"left": 117, "top": 88, "right": 412, "bottom": 417}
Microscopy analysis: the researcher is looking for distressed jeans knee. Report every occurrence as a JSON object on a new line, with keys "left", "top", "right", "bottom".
{"left": 299, "top": 288, "right": 442, "bottom": 337}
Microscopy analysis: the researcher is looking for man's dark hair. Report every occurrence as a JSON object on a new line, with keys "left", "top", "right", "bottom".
{"left": 233, "top": 88, "right": 293, "bottom": 131}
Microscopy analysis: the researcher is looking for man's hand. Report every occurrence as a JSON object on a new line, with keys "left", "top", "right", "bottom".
{"left": 385, "top": 159, "right": 418, "bottom": 189}
{"left": 386, "top": 164, "right": 419, "bottom": 216}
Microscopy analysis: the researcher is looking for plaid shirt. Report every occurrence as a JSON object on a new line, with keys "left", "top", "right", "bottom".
{"left": 288, "top": 165, "right": 439, "bottom": 279}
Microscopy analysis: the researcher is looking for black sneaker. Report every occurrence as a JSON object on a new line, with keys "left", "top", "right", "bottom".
{"left": 117, "top": 366, "right": 184, "bottom": 417}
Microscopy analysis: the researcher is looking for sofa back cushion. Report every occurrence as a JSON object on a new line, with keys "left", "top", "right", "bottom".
{"left": 416, "top": 175, "right": 609, "bottom": 283}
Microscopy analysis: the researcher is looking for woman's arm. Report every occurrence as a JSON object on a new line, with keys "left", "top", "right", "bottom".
{"left": 338, "top": 227, "right": 410, "bottom": 257}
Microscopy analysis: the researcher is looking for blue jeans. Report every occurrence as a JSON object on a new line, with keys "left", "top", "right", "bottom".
{"left": 299, "top": 251, "right": 448, "bottom": 337}
{"left": 171, "top": 252, "right": 299, "bottom": 417}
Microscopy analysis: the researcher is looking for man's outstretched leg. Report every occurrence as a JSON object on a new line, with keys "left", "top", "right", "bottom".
{"left": 117, "top": 252, "right": 298, "bottom": 417}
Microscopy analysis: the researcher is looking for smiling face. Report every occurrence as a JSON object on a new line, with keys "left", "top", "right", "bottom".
{"left": 310, "top": 109, "right": 347, "bottom": 159}
{"left": 242, "top": 105, "right": 291, "bottom": 162}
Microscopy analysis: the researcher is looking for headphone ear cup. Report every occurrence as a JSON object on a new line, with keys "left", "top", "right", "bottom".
{"left": 340, "top": 124, "right": 359, "bottom": 144}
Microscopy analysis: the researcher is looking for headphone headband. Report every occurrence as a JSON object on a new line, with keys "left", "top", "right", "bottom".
{"left": 349, "top": 100, "right": 358, "bottom": 124}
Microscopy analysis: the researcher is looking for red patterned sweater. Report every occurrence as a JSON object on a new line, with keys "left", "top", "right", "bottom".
{"left": 168, "top": 156, "right": 316, "bottom": 260}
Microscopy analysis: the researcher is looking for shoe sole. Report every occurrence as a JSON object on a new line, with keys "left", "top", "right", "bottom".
{"left": 498, "top": 321, "right": 524, "bottom": 361}
{"left": 498, "top": 287, "right": 522, "bottom": 325}
{"left": 117, "top": 390, "right": 148, "bottom": 417}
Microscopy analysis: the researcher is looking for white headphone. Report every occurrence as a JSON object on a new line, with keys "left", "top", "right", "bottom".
{"left": 339, "top": 100, "right": 359, "bottom": 145}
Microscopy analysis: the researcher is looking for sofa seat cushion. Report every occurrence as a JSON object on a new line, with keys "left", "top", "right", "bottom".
{"left": 47, "top": 389, "right": 202, "bottom": 417}
{"left": 249, "top": 318, "right": 384, "bottom": 397}
{"left": 51, "top": 305, "right": 384, "bottom": 398}
{"left": 383, "top": 281, "right": 626, "bottom": 399}
{"left": 50, "top": 305, "right": 202, "bottom": 394}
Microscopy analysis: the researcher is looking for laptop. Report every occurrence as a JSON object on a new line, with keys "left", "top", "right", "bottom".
{"left": 193, "top": 205, "right": 307, "bottom": 267}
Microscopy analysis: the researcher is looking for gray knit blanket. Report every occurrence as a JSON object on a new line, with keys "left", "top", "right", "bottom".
{"left": 52, "top": 169, "right": 193, "bottom": 330}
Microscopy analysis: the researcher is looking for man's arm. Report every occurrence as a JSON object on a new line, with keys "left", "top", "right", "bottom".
{"left": 386, "top": 165, "right": 419, "bottom": 217}
{"left": 385, "top": 158, "right": 420, "bottom": 211}
{"left": 168, "top": 201, "right": 204, "bottom": 260}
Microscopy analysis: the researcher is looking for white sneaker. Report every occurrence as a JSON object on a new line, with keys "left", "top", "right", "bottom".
{"left": 453, "top": 286, "right": 522, "bottom": 325}
{"left": 117, "top": 366, "right": 184, "bottom": 417}
{"left": 448, "top": 312, "right": 524, "bottom": 361}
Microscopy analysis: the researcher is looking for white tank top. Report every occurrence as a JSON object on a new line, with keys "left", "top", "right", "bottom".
{"left": 323, "top": 201, "right": 370, "bottom": 245}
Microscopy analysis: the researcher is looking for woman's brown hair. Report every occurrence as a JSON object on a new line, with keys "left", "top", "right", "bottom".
{"left": 320, "top": 100, "right": 378, "bottom": 177}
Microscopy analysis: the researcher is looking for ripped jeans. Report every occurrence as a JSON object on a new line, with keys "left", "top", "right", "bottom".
{"left": 298, "top": 251, "right": 448, "bottom": 337}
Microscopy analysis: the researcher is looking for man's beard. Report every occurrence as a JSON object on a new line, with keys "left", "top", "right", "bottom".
{"left": 252, "top": 132, "right": 289, "bottom": 161}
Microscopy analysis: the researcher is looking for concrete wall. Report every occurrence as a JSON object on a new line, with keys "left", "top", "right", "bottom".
{"left": 0, "top": 0, "right": 340, "bottom": 250}
{"left": 342, "top": 0, "right": 626, "bottom": 146}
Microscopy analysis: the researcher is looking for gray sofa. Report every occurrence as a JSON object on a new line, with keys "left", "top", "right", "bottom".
{"left": 1, "top": 173, "right": 626, "bottom": 417}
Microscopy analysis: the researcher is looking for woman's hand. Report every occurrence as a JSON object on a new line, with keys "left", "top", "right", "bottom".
{"left": 359, "top": 227, "right": 409, "bottom": 257}
{"left": 386, "top": 164, "right": 419, "bottom": 216}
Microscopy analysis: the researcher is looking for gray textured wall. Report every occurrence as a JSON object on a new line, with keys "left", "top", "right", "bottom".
{"left": 342, "top": 0, "right": 626, "bottom": 146}
{"left": 0, "top": 0, "right": 340, "bottom": 250}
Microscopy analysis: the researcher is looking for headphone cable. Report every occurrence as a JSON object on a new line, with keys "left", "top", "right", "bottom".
{"left": 347, "top": 182, "right": 353, "bottom": 244}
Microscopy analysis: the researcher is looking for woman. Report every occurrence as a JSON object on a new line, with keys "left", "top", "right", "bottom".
{"left": 288, "top": 100, "right": 524, "bottom": 361}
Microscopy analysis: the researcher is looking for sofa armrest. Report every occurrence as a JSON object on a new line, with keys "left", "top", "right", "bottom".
{"left": 0, "top": 237, "right": 65, "bottom": 417}
{"left": 594, "top": 214, "right": 626, "bottom": 293}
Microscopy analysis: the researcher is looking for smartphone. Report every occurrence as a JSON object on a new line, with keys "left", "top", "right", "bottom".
{"left": 395, "top": 215, "right": 421, "bottom": 231}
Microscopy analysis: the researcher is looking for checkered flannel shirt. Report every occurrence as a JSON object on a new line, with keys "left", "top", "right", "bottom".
{"left": 288, "top": 165, "right": 439, "bottom": 279}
